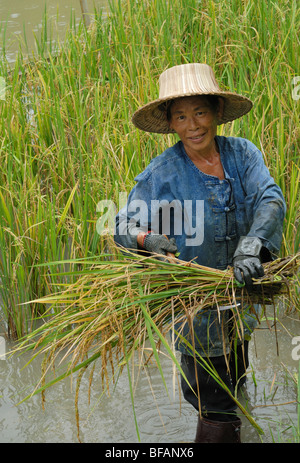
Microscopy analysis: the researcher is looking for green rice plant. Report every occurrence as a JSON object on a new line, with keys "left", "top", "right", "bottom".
{"left": 0, "top": 0, "right": 299, "bottom": 333}
{"left": 12, "top": 249, "right": 299, "bottom": 435}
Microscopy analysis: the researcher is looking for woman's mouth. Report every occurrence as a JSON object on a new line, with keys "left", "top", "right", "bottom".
{"left": 189, "top": 133, "right": 206, "bottom": 142}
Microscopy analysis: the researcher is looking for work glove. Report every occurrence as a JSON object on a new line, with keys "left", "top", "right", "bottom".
{"left": 233, "top": 236, "right": 265, "bottom": 290}
{"left": 143, "top": 233, "right": 178, "bottom": 260}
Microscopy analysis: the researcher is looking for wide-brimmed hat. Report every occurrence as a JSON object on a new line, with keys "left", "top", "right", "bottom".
{"left": 132, "top": 63, "right": 253, "bottom": 133}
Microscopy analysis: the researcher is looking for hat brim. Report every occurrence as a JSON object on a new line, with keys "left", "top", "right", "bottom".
{"left": 132, "top": 92, "right": 253, "bottom": 134}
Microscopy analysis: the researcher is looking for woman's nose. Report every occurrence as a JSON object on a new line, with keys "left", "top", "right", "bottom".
{"left": 188, "top": 116, "right": 199, "bottom": 130}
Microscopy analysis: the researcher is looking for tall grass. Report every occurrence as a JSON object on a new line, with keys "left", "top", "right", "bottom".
{"left": 0, "top": 0, "right": 299, "bottom": 339}
{"left": 13, "top": 251, "right": 299, "bottom": 437}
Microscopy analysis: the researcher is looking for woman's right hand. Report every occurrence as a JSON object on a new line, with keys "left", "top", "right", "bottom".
{"left": 137, "top": 232, "right": 178, "bottom": 258}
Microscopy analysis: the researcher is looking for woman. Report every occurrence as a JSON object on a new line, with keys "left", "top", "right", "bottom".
{"left": 114, "top": 63, "right": 286, "bottom": 443}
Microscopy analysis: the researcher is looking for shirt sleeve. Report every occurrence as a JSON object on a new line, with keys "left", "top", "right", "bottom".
{"left": 241, "top": 141, "right": 286, "bottom": 257}
{"left": 114, "top": 173, "right": 153, "bottom": 250}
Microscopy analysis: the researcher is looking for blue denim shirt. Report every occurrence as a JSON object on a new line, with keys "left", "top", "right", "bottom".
{"left": 114, "top": 136, "right": 286, "bottom": 356}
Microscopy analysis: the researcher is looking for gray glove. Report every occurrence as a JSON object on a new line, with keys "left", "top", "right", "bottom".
{"left": 143, "top": 234, "right": 178, "bottom": 259}
{"left": 233, "top": 236, "right": 265, "bottom": 290}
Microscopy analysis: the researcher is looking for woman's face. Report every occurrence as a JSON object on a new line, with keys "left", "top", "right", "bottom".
{"left": 168, "top": 95, "right": 222, "bottom": 158}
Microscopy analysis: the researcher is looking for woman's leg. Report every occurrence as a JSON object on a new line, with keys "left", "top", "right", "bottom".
{"left": 180, "top": 352, "right": 237, "bottom": 421}
{"left": 180, "top": 349, "right": 246, "bottom": 442}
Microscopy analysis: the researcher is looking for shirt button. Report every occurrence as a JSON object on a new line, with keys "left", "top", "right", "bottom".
{"left": 225, "top": 236, "right": 231, "bottom": 241}
{"left": 224, "top": 207, "right": 230, "bottom": 212}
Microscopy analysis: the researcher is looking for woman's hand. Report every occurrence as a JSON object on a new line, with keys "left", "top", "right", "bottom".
{"left": 233, "top": 236, "right": 265, "bottom": 290}
{"left": 137, "top": 232, "right": 178, "bottom": 260}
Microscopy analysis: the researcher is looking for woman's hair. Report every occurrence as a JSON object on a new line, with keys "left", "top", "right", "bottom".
{"left": 165, "top": 95, "right": 221, "bottom": 121}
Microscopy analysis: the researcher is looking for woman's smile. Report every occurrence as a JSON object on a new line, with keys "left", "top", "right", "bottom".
{"left": 188, "top": 132, "right": 207, "bottom": 142}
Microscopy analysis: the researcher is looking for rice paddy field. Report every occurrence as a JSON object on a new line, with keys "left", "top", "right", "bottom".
{"left": 0, "top": 0, "right": 299, "bottom": 444}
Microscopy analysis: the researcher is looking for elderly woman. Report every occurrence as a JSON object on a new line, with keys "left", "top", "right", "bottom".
{"left": 114, "top": 64, "right": 286, "bottom": 443}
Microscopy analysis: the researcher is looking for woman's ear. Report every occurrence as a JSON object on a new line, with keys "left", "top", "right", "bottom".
{"left": 216, "top": 97, "right": 224, "bottom": 122}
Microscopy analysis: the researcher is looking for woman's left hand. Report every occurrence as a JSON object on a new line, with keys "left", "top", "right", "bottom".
{"left": 233, "top": 236, "right": 265, "bottom": 290}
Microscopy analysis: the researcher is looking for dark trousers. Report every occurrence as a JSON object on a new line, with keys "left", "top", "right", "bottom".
{"left": 180, "top": 341, "right": 249, "bottom": 422}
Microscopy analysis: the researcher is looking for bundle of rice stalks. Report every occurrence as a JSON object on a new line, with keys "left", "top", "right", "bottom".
{"left": 15, "top": 249, "right": 299, "bottom": 379}
{"left": 13, "top": 249, "right": 299, "bottom": 439}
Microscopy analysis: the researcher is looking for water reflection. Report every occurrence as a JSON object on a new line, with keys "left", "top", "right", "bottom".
{"left": 0, "top": 0, "right": 108, "bottom": 63}
{"left": 0, "top": 312, "right": 298, "bottom": 443}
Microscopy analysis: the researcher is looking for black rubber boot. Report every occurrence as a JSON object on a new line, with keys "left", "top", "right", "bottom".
{"left": 195, "top": 416, "right": 242, "bottom": 443}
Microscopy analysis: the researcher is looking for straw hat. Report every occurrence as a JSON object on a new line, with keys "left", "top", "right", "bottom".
{"left": 132, "top": 63, "right": 253, "bottom": 133}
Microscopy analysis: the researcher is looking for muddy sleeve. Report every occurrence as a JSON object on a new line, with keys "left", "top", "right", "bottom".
{"left": 241, "top": 145, "right": 286, "bottom": 257}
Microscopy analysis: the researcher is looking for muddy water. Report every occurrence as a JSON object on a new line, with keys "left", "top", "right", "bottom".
{"left": 0, "top": 0, "right": 107, "bottom": 63}
{"left": 0, "top": 308, "right": 299, "bottom": 443}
